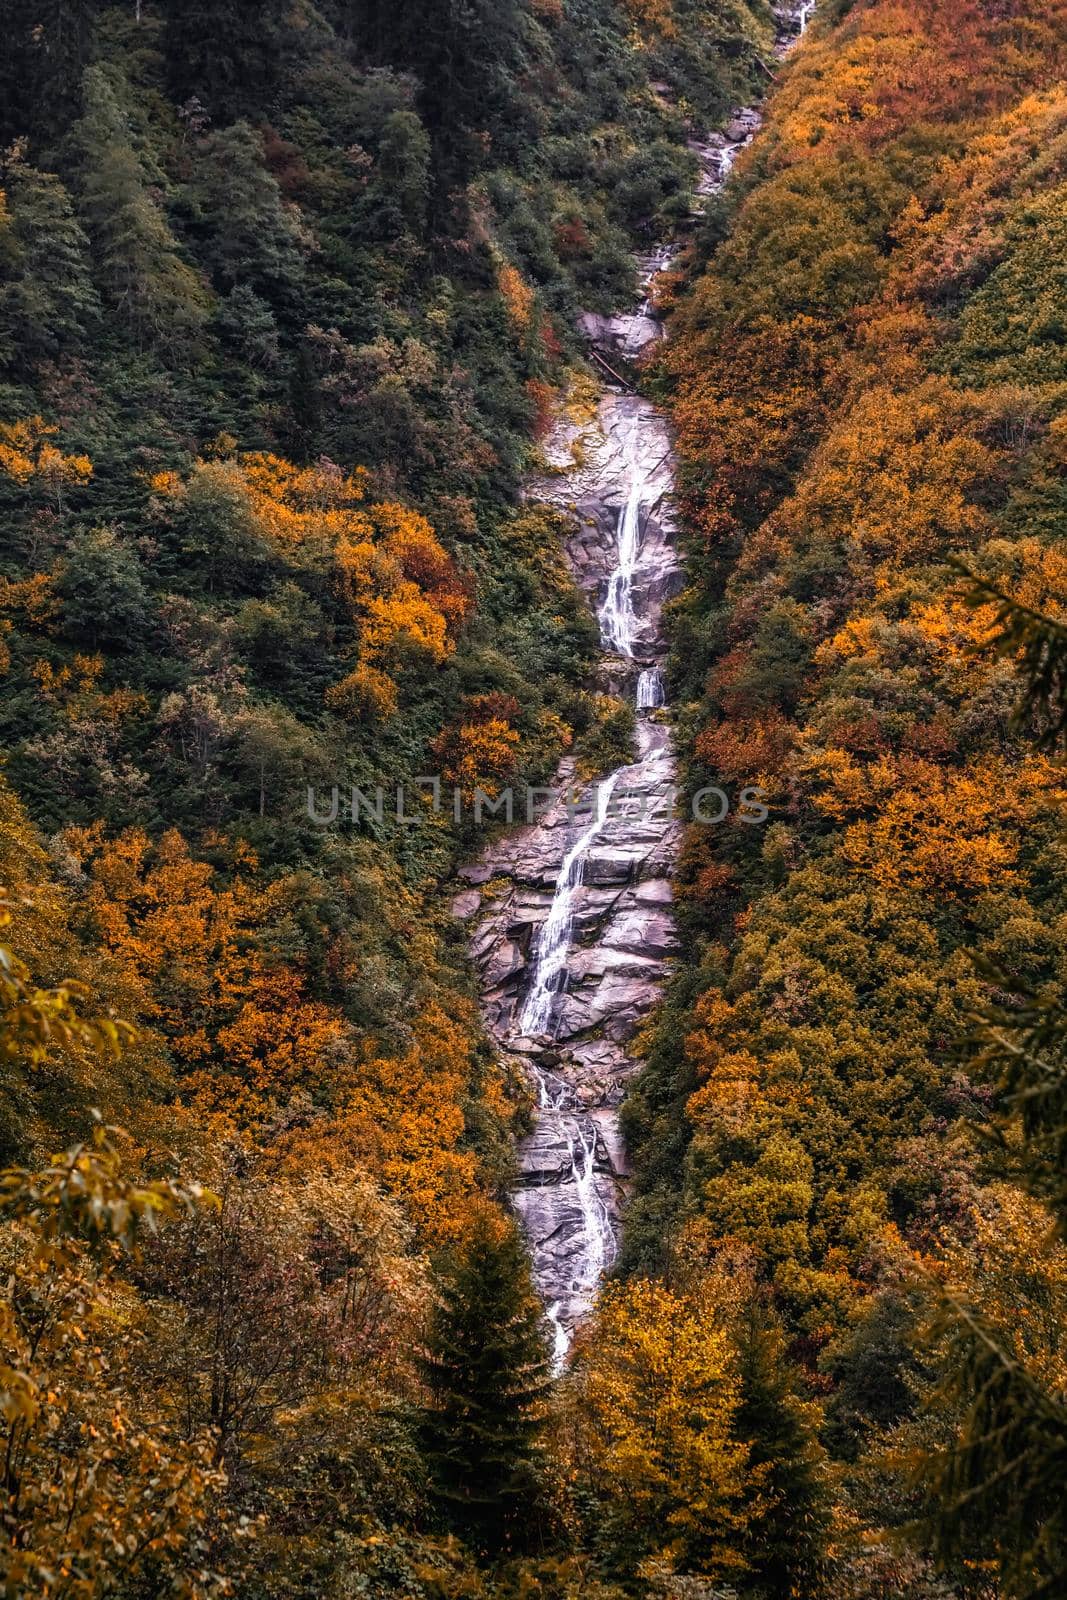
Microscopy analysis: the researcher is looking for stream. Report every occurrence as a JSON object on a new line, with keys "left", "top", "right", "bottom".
{"left": 454, "top": 2, "right": 816, "bottom": 1363}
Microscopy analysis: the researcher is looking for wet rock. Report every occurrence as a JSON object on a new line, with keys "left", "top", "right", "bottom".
{"left": 483, "top": 939, "right": 526, "bottom": 988}
{"left": 591, "top": 1109, "right": 630, "bottom": 1178}
{"left": 604, "top": 908, "right": 677, "bottom": 957}
{"left": 582, "top": 849, "right": 639, "bottom": 886}
{"left": 727, "top": 107, "right": 762, "bottom": 141}
{"left": 451, "top": 889, "right": 481, "bottom": 919}
{"left": 578, "top": 310, "right": 664, "bottom": 355}
{"left": 470, "top": 920, "right": 504, "bottom": 961}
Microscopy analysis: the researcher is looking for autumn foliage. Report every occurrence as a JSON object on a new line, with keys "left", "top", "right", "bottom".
{"left": 3, "top": 0, "right": 1067, "bottom": 1592}
{"left": 620, "top": 0, "right": 1067, "bottom": 1590}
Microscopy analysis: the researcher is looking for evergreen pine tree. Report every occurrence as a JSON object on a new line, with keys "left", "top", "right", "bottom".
{"left": 0, "top": 153, "right": 99, "bottom": 370}
{"left": 733, "top": 1302, "right": 831, "bottom": 1597}
{"left": 72, "top": 65, "right": 209, "bottom": 351}
{"left": 0, "top": 0, "right": 96, "bottom": 148}
{"left": 420, "top": 1209, "right": 550, "bottom": 1554}
{"left": 916, "top": 577, "right": 1067, "bottom": 1596}
{"left": 345, "top": 0, "right": 530, "bottom": 192}
{"left": 164, "top": 0, "right": 288, "bottom": 122}
{"left": 57, "top": 526, "right": 150, "bottom": 650}
{"left": 189, "top": 122, "right": 306, "bottom": 311}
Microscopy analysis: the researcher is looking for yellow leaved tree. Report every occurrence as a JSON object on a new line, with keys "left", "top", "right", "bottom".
{"left": 558, "top": 1277, "right": 752, "bottom": 1583}
{"left": 0, "top": 895, "right": 230, "bottom": 1599}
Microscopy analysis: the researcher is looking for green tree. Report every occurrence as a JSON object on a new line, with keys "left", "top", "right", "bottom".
{"left": 348, "top": 0, "right": 530, "bottom": 190}
{"left": 0, "top": 0, "right": 95, "bottom": 148}
{"left": 0, "top": 150, "right": 99, "bottom": 370}
{"left": 230, "top": 700, "right": 328, "bottom": 819}
{"left": 419, "top": 1209, "right": 550, "bottom": 1553}
{"left": 371, "top": 108, "right": 431, "bottom": 239}
{"left": 733, "top": 1302, "right": 831, "bottom": 1597}
{"left": 213, "top": 282, "right": 280, "bottom": 370}
{"left": 72, "top": 65, "right": 209, "bottom": 350}
{"left": 234, "top": 582, "right": 328, "bottom": 700}
{"left": 57, "top": 525, "right": 150, "bottom": 650}
{"left": 159, "top": 458, "right": 273, "bottom": 594}
{"left": 190, "top": 122, "right": 306, "bottom": 310}
{"left": 164, "top": 0, "right": 289, "bottom": 120}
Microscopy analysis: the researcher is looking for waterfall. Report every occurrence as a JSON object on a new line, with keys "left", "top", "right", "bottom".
{"left": 641, "top": 244, "right": 676, "bottom": 301}
{"left": 533, "top": 1063, "right": 571, "bottom": 1111}
{"left": 463, "top": 0, "right": 818, "bottom": 1365}
{"left": 520, "top": 773, "right": 620, "bottom": 1038}
{"left": 597, "top": 422, "right": 646, "bottom": 657}
{"left": 546, "top": 1302, "right": 569, "bottom": 1368}
{"left": 637, "top": 667, "right": 665, "bottom": 711}
{"left": 566, "top": 1118, "right": 615, "bottom": 1280}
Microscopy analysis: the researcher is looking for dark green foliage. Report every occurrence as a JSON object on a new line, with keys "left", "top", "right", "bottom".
{"left": 72, "top": 65, "right": 210, "bottom": 350}
{"left": 0, "top": 0, "right": 97, "bottom": 147}
{"left": 727, "top": 596, "right": 813, "bottom": 713}
{"left": 212, "top": 283, "right": 280, "bottom": 371}
{"left": 0, "top": 152, "right": 99, "bottom": 367}
{"left": 345, "top": 0, "right": 532, "bottom": 189}
{"left": 572, "top": 695, "right": 636, "bottom": 777}
{"left": 164, "top": 0, "right": 290, "bottom": 120}
{"left": 965, "top": 976, "right": 1067, "bottom": 1230}
{"left": 823, "top": 1291, "right": 919, "bottom": 1462}
{"left": 913, "top": 968, "right": 1067, "bottom": 1594}
{"left": 0, "top": 0, "right": 763, "bottom": 938}
{"left": 420, "top": 1214, "right": 551, "bottom": 1553}
{"left": 56, "top": 525, "right": 151, "bottom": 649}
{"left": 919, "top": 1296, "right": 1067, "bottom": 1599}
{"left": 733, "top": 1304, "right": 832, "bottom": 1596}
{"left": 187, "top": 122, "right": 306, "bottom": 308}
{"left": 373, "top": 109, "right": 432, "bottom": 237}
{"left": 955, "top": 567, "right": 1067, "bottom": 755}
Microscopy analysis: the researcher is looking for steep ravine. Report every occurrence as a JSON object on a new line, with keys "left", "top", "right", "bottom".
{"left": 454, "top": 2, "right": 817, "bottom": 1361}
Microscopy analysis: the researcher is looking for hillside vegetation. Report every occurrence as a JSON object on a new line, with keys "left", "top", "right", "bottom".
{"left": 620, "top": 0, "right": 1067, "bottom": 1592}
{"left": 2, "top": 0, "right": 1067, "bottom": 1596}
{"left": 0, "top": 1, "right": 780, "bottom": 1595}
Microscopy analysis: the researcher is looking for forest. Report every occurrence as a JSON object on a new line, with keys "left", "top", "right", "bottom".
{"left": 0, "top": 0, "right": 1066, "bottom": 1598}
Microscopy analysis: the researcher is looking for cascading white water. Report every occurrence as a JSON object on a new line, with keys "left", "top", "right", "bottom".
{"left": 520, "top": 773, "right": 621, "bottom": 1038}
{"left": 637, "top": 666, "right": 665, "bottom": 711}
{"left": 546, "top": 1301, "right": 569, "bottom": 1368}
{"left": 597, "top": 421, "right": 646, "bottom": 657}
{"left": 638, "top": 245, "right": 676, "bottom": 303}
{"left": 627, "top": 246, "right": 677, "bottom": 333}
{"left": 797, "top": 0, "right": 815, "bottom": 33}
{"left": 566, "top": 1118, "right": 615, "bottom": 1279}
{"left": 533, "top": 1063, "right": 571, "bottom": 1111}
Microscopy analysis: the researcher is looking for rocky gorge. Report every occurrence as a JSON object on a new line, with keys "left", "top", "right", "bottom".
{"left": 454, "top": 1, "right": 818, "bottom": 1362}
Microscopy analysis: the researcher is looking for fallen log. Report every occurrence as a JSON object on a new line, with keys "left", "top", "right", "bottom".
{"left": 589, "top": 348, "right": 636, "bottom": 392}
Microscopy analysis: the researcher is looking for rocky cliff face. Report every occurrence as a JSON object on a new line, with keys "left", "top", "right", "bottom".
{"left": 455, "top": 388, "right": 683, "bottom": 1359}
